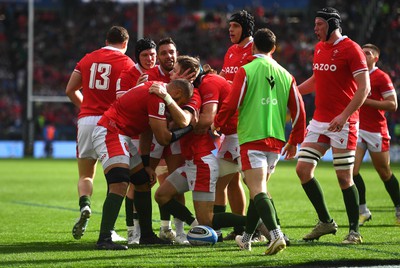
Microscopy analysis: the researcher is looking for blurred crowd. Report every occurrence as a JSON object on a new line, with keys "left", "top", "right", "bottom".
{"left": 0, "top": 0, "right": 399, "bottom": 142}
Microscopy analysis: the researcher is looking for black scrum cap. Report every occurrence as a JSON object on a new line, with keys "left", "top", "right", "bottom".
{"left": 316, "top": 7, "right": 341, "bottom": 41}
{"left": 229, "top": 10, "right": 255, "bottom": 43}
{"left": 135, "top": 38, "right": 156, "bottom": 66}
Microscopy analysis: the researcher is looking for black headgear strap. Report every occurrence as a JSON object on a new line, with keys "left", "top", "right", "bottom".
{"left": 135, "top": 38, "right": 156, "bottom": 67}
{"left": 316, "top": 7, "right": 341, "bottom": 41}
{"left": 229, "top": 10, "right": 255, "bottom": 43}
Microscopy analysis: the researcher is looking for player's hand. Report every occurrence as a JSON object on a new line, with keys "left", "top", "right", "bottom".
{"left": 136, "top": 73, "right": 149, "bottom": 85}
{"left": 282, "top": 143, "right": 297, "bottom": 160}
{"left": 149, "top": 83, "right": 167, "bottom": 98}
{"left": 177, "top": 68, "right": 197, "bottom": 82}
{"left": 190, "top": 109, "right": 199, "bottom": 127}
{"left": 144, "top": 166, "right": 157, "bottom": 188}
{"left": 328, "top": 114, "right": 347, "bottom": 132}
{"left": 210, "top": 123, "right": 221, "bottom": 137}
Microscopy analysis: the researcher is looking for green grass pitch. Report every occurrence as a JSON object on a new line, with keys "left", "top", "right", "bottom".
{"left": 1, "top": 158, "right": 399, "bottom": 267}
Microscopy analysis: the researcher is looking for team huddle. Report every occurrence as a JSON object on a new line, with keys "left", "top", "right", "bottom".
{"left": 65, "top": 7, "right": 399, "bottom": 255}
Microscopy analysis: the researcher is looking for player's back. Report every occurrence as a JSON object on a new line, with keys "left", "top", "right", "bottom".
{"left": 102, "top": 81, "right": 165, "bottom": 137}
{"left": 199, "top": 73, "right": 237, "bottom": 135}
{"left": 77, "top": 47, "right": 134, "bottom": 118}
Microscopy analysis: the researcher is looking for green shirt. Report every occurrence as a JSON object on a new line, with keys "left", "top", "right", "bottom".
{"left": 238, "top": 55, "right": 293, "bottom": 145}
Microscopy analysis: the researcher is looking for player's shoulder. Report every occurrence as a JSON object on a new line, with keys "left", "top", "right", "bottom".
{"left": 373, "top": 68, "right": 393, "bottom": 82}
{"left": 146, "top": 65, "right": 160, "bottom": 78}
{"left": 339, "top": 37, "right": 362, "bottom": 51}
{"left": 146, "top": 65, "right": 159, "bottom": 73}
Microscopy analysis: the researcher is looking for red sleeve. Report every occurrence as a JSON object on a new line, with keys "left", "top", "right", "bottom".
{"left": 148, "top": 95, "right": 167, "bottom": 121}
{"left": 118, "top": 68, "right": 135, "bottom": 94}
{"left": 214, "top": 67, "right": 246, "bottom": 128}
{"left": 287, "top": 77, "right": 306, "bottom": 146}
{"left": 200, "top": 78, "right": 219, "bottom": 106}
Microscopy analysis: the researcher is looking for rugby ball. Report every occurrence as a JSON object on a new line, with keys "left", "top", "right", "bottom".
{"left": 187, "top": 225, "right": 218, "bottom": 246}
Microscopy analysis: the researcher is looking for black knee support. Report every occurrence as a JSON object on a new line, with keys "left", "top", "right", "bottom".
{"left": 130, "top": 168, "right": 150, "bottom": 185}
{"left": 105, "top": 167, "right": 130, "bottom": 184}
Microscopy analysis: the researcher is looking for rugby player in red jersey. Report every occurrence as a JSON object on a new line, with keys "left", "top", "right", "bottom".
{"left": 117, "top": 38, "right": 157, "bottom": 245}
{"left": 154, "top": 56, "right": 247, "bottom": 242}
{"left": 353, "top": 43, "right": 399, "bottom": 225}
{"left": 146, "top": 38, "right": 197, "bottom": 243}
{"left": 295, "top": 7, "right": 370, "bottom": 244}
{"left": 215, "top": 10, "right": 255, "bottom": 241}
{"left": 92, "top": 79, "right": 193, "bottom": 249}
{"left": 212, "top": 28, "right": 306, "bottom": 255}
{"left": 65, "top": 26, "right": 134, "bottom": 242}
{"left": 117, "top": 38, "right": 157, "bottom": 96}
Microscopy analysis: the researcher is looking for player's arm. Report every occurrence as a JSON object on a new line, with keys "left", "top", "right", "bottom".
{"left": 150, "top": 116, "right": 193, "bottom": 146}
{"left": 282, "top": 78, "right": 307, "bottom": 160}
{"left": 212, "top": 68, "right": 245, "bottom": 134}
{"left": 343, "top": 71, "right": 371, "bottom": 118}
{"left": 194, "top": 103, "right": 218, "bottom": 134}
{"left": 139, "top": 129, "right": 153, "bottom": 156}
{"left": 287, "top": 78, "right": 306, "bottom": 146}
{"left": 328, "top": 71, "right": 371, "bottom": 131}
{"left": 363, "top": 93, "right": 398, "bottom": 112}
{"left": 167, "top": 101, "right": 192, "bottom": 128}
{"left": 138, "top": 128, "right": 157, "bottom": 186}
{"left": 149, "top": 118, "right": 172, "bottom": 146}
{"left": 211, "top": 67, "right": 247, "bottom": 134}
{"left": 297, "top": 74, "right": 316, "bottom": 95}
{"left": 149, "top": 83, "right": 192, "bottom": 128}
{"left": 65, "top": 71, "right": 83, "bottom": 108}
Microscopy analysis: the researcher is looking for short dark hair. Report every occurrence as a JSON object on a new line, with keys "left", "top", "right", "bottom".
{"left": 253, "top": 28, "right": 276, "bottom": 53}
{"left": 362, "top": 43, "right": 380, "bottom": 56}
{"left": 169, "top": 79, "right": 193, "bottom": 100}
{"left": 157, "top": 37, "right": 177, "bottom": 53}
{"left": 106, "top": 26, "right": 129, "bottom": 44}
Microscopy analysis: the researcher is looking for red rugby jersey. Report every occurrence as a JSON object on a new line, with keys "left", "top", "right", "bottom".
{"left": 359, "top": 67, "right": 395, "bottom": 133}
{"left": 74, "top": 46, "right": 134, "bottom": 119}
{"left": 198, "top": 73, "right": 237, "bottom": 135}
{"left": 312, "top": 37, "right": 368, "bottom": 123}
{"left": 180, "top": 89, "right": 216, "bottom": 160}
{"left": 146, "top": 65, "right": 171, "bottom": 83}
{"left": 221, "top": 40, "right": 253, "bottom": 82}
{"left": 98, "top": 81, "right": 167, "bottom": 137}
{"left": 117, "top": 63, "right": 146, "bottom": 95}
